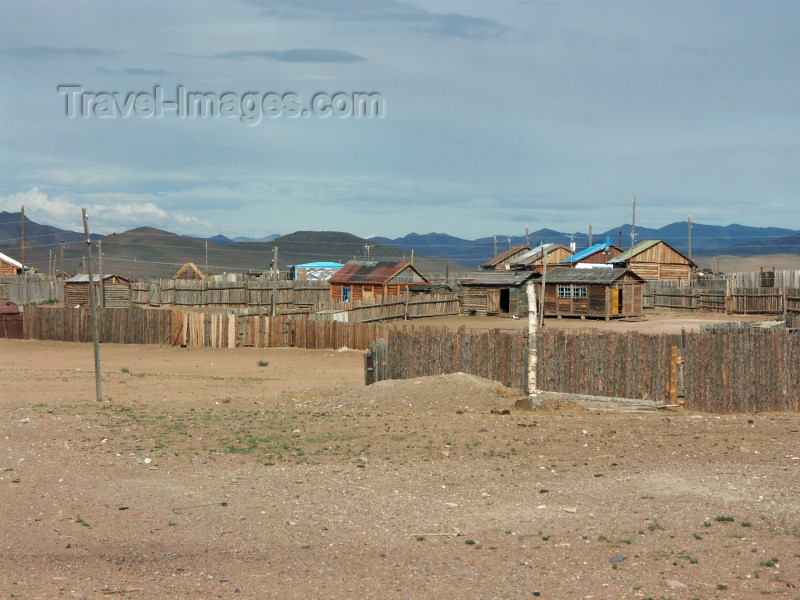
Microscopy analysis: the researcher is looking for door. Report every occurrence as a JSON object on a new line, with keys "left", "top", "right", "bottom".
{"left": 342, "top": 287, "right": 351, "bottom": 302}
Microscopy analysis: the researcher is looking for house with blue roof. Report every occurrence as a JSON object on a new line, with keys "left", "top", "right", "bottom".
{"left": 560, "top": 237, "right": 624, "bottom": 268}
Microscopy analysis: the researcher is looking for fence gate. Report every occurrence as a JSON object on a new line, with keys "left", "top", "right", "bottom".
{"left": 365, "top": 338, "right": 388, "bottom": 385}
{"left": 149, "top": 282, "right": 161, "bottom": 306}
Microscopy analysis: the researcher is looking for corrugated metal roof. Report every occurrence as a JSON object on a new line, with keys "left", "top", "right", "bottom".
{"left": 66, "top": 274, "right": 126, "bottom": 283}
{"left": 329, "top": 261, "right": 428, "bottom": 285}
{"left": 0, "top": 251, "right": 22, "bottom": 269}
{"left": 542, "top": 267, "right": 642, "bottom": 284}
{"left": 561, "top": 242, "right": 610, "bottom": 263}
{"left": 509, "top": 243, "right": 569, "bottom": 266}
{"left": 294, "top": 262, "right": 344, "bottom": 268}
{"left": 608, "top": 239, "right": 663, "bottom": 263}
{"left": 460, "top": 271, "right": 540, "bottom": 286}
{"left": 481, "top": 244, "right": 530, "bottom": 267}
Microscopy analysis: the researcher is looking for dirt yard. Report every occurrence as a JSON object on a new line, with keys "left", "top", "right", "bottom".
{"left": 1, "top": 335, "right": 798, "bottom": 600}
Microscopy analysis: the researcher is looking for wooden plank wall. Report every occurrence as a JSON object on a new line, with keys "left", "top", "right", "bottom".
{"left": 683, "top": 330, "right": 800, "bottom": 413}
{"left": 23, "top": 306, "right": 175, "bottom": 344}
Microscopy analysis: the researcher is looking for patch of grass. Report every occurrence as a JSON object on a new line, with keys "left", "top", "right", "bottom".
{"left": 120, "top": 367, "right": 130, "bottom": 373}
{"left": 717, "top": 583, "right": 728, "bottom": 590}
{"left": 75, "top": 515, "right": 90, "bottom": 527}
{"left": 168, "top": 521, "right": 177, "bottom": 527}
{"left": 741, "top": 520, "right": 751, "bottom": 527}
{"left": 415, "top": 535, "right": 425, "bottom": 541}
{"left": 693, "top": 533, "right": 703, "bottom": 540}
{"left": 758, "top": 558, "right": 779, "bottom": 567}
{"left": 465, "top": 539, "right": 476, "bottom": 545}
{"left": 715, "top": 515, "right": 735, "bottom": 522}
{"left": 257, "top": 360, "right": 269, "bottom": 367}
{"left": 648, "top": 522, "right": 664, "bottom": 531}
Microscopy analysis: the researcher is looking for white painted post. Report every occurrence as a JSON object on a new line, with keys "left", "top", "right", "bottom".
{"left": 525, "top": 281, "right": 539, "bottom": 405}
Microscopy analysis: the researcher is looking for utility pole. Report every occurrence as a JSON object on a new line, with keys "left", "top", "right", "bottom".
{"left": 49, "top": 249, "right": 53, "bottom": 277}
{"left": 21, "top": 206, "right": 26, "bottom": 305}
{"left": 98, "top": 240, "right": 104, "bottom": 309}
{"left": 205, "top": 239, "right": 209, "bottom": 277}
{"left": 60, "top": 241, "right": 65, "bottom": 276}
{"left": 410, "top": 249, "right": 414, "bottom": 265}
{"left": 687, "top": 215, "right": 693, "bottom": 263}
{"left": 525, "top": 226, "right": 529, "bottom": 246}
{"left": 82, "top": 208, "right": 102, "bottom": 402}
{"left": 525, "top": 280, "right": 538, "bottom": 403}
{"left": 631, "top": 196, "right": 636, "bottom": 250}
{"left": 588, "top": 225, "right": 593, "bottom": 247}
{"left": 270, "top": 246, "right": 278, "bottom": 317}
{"left": 493, "top": 235, "right": 497, "bottom": 257}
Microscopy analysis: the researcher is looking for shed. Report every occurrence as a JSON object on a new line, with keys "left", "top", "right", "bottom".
{"left": 560, "top": 239, "right": 624, "bottom": 267}
{"left": 458, "top": 271, "right": 539, "bottom": 316}
{"left": 292, "top": 262, "right": 344, "bottom": 281}
{"left": 508, "top": 243, "right": 574, "bottom": 272}
{"left": 0, "top": 251, "right": 23, "bottom": 275}
{"left": 608, "top": 240, "right": 694, "bottom": 282}
{"left": 329, "top": 261, "right": 429, "bottom": 302}
{"left": 541, "top": 267, "right": 644, "bottom": 319}
{"left": 65, "top": 274, "right": 132, "bottom": 308}
{"left": 0, "top": 300, "right": 23, "bottom": 339}
{"left": 173, "top": 262, "right": 205, "bottom": 280}
{"left": 480, "top": 245, "right": 531, "bottom": 271}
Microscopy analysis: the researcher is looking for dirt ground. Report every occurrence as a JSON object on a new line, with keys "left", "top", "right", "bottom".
{"left": 1, "top": 327, "right": 799, "bottom": 599}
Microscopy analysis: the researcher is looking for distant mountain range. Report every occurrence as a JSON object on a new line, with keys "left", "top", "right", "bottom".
{"left": 1, "top": 211, "right": 799, "bottom": 277}
{"left": 371, "top": 222, "right": 800, "bottom": 267}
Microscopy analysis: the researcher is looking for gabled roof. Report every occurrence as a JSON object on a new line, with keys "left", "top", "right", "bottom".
{"left": 329, "top": 261, "right": 428, "bottom": 285}
{"left": 510, "top": 243, "right": 571, "bottom": 266}
{"left": 543, "top": 267, "right": 644, "bottom": 284}
{"left": 0, "top": 250, "right": 22, "bottom": 269}
{"left": 561, "top": 241, "right": 621, "bottom": 264}
{"left": 608, "top": 239, "right": 693, "bottom": 265}
{"left": 460, "top": 271, "right": 540, "bottom": 286}
{"left": 66, "top": 274, "right": 130, "bottom": 283}
{"left": 173, "top": 261, "right": 206, "bottom": 280}
{"left": 481, "top": 244, "right": 530, "bottom": 268}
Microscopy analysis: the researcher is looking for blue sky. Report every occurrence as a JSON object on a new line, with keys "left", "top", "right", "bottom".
{"left": 1, "top": 0, "right": 798, "bottom": 240}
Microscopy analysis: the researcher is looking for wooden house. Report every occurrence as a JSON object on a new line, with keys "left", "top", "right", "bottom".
{"left": 65, "top": 274, "right": 132, "bottom": 308}
{"left": 560, "top": 239, "right": 624, "bottom": 267}
{"left": 541, "top": 267, "right": 644, "bottom": 319}
{"left": 459, "top": 271, "right": 539, "bottom": 316}
{"left": 508, "top": 243, "right": 574, "bottom": 272}
{"left": 608, "top": 240, "right": 694, "bottom": 282}
{"left": 480, "top": 245, "right": 531, "bottom": 271}
{"left": 173, "top": 262, "right": 205, "bottom": 280}
{"left": 0, "top": 251, "right": 23, "bottom": 275}
{"left": 329, "top": 261, "right": 429, "bottom": 302}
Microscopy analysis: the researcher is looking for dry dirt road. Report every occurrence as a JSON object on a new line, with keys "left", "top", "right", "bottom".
{"left": 1, "top": 338, "right": 798, "bottom": 600}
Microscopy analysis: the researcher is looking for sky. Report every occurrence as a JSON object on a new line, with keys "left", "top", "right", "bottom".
{"left": 0, "top": 0, "right": 798, "bottom": 241}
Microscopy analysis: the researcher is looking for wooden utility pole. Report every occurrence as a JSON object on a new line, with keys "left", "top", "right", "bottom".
{"left": 21, "top": 206, "right": 26, "bottom": 305}
{"left": 270, "top": 246, "right": 278, "bottom": 316}
{"left": 98, "top": 240, "right": 104, "bottom": 309}
{"left": 82, "top": 208, "right": 103, "bottom": 402}
{"left": 493, "top": 236, "right": 497, "bottom": 257}
{"left": 205, "top": 240, "right": 209, "bottom": 277}
{"left": 60, "top": 241, "right": 65, "bottom": 276}
{"left": 630, "top": 196, "right": 636, "bottom": 250}
{"left": 687, "top": 215, "right": 693, "bottom": 263}
{"left": 525, "top": 225, "right": 529, "bottom": 246}
{"left": 588, "top": 224, "right": 593, "bottom": 247}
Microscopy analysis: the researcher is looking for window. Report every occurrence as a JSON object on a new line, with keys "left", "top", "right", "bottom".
{"left": 341, "top": 287, "right": 351, "bottom": 302}
{"left": 557, "top": 285, "right": 587, "bottom": 299}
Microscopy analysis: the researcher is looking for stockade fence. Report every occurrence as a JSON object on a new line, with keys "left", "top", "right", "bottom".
{"left": 368, "top": 327, "right": 800, "bottom": 413}
{"left": 316, "top": 293, "right": 459, "bottom": 322}
{"left": 645, "top": 281, "right": 800, "bottom": 315}
{"left": 23, "top": 306, "right": 407, "bottom": 351}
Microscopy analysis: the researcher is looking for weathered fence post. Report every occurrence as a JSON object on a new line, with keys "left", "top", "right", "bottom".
{"left": 518, "top": 281, "right": 543, "bottom": 409}
{"left": 365, "top": 338, "right": 388, "bottom": 385}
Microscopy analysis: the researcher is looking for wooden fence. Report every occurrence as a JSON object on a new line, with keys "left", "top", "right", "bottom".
{"left": 316, "top": 293, "right": 459, "bottom": 322}
{"left": 22, "top": 306, "right": 405, "bottom": 351}
{"left": 644, "top": 281, "right": 800, "bottom": 315}
{"left": 368, "top": 326, "right": 799, "bottom": 413}
{"left": 0, "top": 275, "right": 64, "bottom": 305}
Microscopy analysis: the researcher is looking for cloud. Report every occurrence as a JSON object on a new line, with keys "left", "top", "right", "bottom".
{"left": 4, "top": 46, "right": 121, "bottom": 58}
{"left": 241, "top": 0, "right": 508, "bottom": 40}
{"left": 211, "top": 48, "right": 364, "bottom": 63}
{"left": 0, "top": 188, "right": 210, "bottom": 235}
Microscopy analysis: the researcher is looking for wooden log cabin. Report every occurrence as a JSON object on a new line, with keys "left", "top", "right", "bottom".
{"left": 542, "top": 267, "right": 644, "bottom": 319}
{"left": 560, "top": 239, "right": 624, "bottom": 267}
{"left": 608, "top": 240, "right": 694, "bottom": 283}
{"left": 173, "top": 261, "right": 206, "bottom": 280}
{"left": 329, "top": 261, "right": 429, "bottom": 302}
{"left": 480, "top": 244, "right": 531, "bottom": 271}
{"left": 458, "top": 271, "right": 539, "bottom": 316}
{"left": 508, "top": 243, "right": 574, "bottom": 272}
{"left": 0, "top": 251, "right": 23, "bottom": 275}
{"left": 65, "top": 274, "right": 132, "bottom": 308}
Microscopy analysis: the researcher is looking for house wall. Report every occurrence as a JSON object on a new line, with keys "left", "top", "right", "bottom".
{"left": 460, "top": 286, "right": 501, "bottom": 315}
{"left": 577, "top": 247, "right": 623, "bottom": 265}
{"left": 544, "top": 279, "right": 644, "bottom": 318}
{"left": 628, "top": 263, "right": 691, "bottom": 283}
{"left": 0, "top": 259, "right": 21, "bottom": 275}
